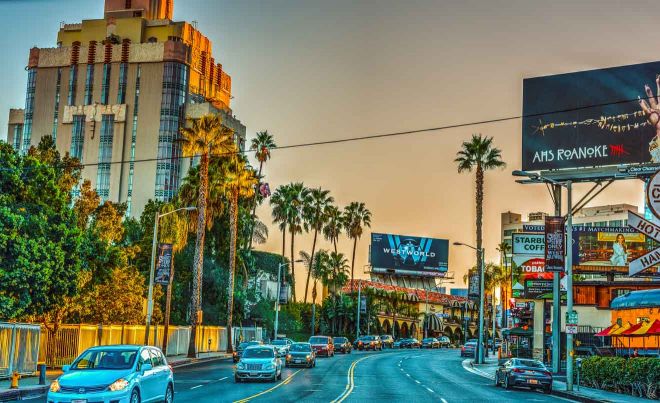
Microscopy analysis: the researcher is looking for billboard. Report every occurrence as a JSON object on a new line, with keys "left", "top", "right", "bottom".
{"left": 370, "top": 233, "right": 449, "bottom": 277}
{"left": 522, "top": 61, "right": 660, "bottom": 171}
{"left": 572, "top": 226, "right": 658, "bottom": 269}
{"left": 512, "top": 233, "right": 545, "bottom": 255}
{"left": 511, "top": 256, "right": 556, "bottom": 299}
{"left": 545, "top": 216, "right": 566, "bottom": 272}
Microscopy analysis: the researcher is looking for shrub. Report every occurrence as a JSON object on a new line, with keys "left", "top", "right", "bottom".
{"left": 580, "top": 356, "right": 660, "bottom": 399}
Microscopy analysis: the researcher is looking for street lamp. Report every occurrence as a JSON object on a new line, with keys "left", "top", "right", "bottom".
{"left": 512, "top": 169, "right": 575, "bottom": 391}
{"left": 144, "top": 206, "right": 197, "bottom": 345}
{"left": 454, "top": 241, "right": 486, "bottom": 364}
{"left": 274, "top": 259, "right": 303, "bottom": 341}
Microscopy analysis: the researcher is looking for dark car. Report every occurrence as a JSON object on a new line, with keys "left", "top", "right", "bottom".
{"left": 285, "top": 343, "right": 316, "bottom": 368}
{"left": 421, "top": 338, "right": 439, "bottom": 349}
{"left": 495, "top": 358, "right": 552, "bottom": 394}
{"left": 461, "top": 340, "right": 477, "bottom": 357}
{"left": 333, "top": 337, "right": 352, "bottom": 354}
{"left": 233, "top": 341, "right": 263, "bottom": 363}
{"left": 359, "top": 335, "right": 382, "bottom": 351}
{"left": 380, "top": 335, "right": 394, "bottom": 348}
{"left": 401, "top": 338, "right": 420, "bottom": 349}
{"left": 309, "top": 335, "right": 335, "bottom": 357}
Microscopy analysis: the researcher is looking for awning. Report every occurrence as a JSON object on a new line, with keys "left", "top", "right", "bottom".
{"left": 647, "top": 319, "right": 660, "bottom": 335}
{"left": 424, "top": 313, "right": 442, "bottom": 331}
{"left": 621, "top": 320, "right": 653, "bottom": 336}
{"left": 595, "top": 324, "right": 618, "bottom": 337}
{"left": 502, "top": 327, "right": 533, "bottom": 337}
{"left": 610, "top": 322, "right": 632, "bottom": 336}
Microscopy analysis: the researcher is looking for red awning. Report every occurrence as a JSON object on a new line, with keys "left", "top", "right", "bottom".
{"left": 595, "top": 323, "right": 617, "bottom": 336}
{"left": 645, "top": 319, "right": 660, "bottom": 335}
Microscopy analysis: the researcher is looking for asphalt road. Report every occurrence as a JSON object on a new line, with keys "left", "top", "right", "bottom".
{"left": 34, "top": 349, "right": 576, "bottom": 403}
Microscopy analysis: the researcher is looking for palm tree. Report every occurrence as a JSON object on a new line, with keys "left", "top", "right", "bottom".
{"left": 179, "top": 114, "right": 235, "bottom": 358}
{"left": 285, "top": 183, "right": 310, "bottom": 302}
{"left": 225, "top": 159, "right": 258, "bottom": 354}
{"left": 455, "top": 134, "right": 505, "bottom": 305}
{"left": 302, "top": 188, "right": 334, "bottom": 303}
{"left": 343, "top": 202, "right": 372, "bottom": 292}
{"left": 300, "top": 249, "right": 331, "bottom": 335}
{"left": 496, "top": 242, "right": 512, "bottom": 328}
{"left": 323, "top": 205, "right": 343, "bottom": 253}
{"left": 248, "top": 131, "right": 276, "bottom": 250}
{"left": 324, "top": 251, "right": 350, "bottom": 333}
{"left": 270, "top": 184, "right": 291, "bottom": 268}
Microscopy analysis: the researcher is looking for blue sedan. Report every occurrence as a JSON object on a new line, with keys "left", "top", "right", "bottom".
{"left": 48, "top": 345, "right": 174, "bottom": 403}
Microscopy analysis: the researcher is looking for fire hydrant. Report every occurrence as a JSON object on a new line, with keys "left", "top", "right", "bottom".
{"left": 10, "top": 371, "right": 20, "bottom": 389}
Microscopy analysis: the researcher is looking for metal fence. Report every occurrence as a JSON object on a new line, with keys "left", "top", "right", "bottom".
{"left": 0, "top": 323, "right": 41, "bottom": 378}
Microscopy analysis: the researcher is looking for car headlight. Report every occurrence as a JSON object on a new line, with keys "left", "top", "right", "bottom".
{"left": 108, "top": 378, "right": 129, "bottom": 392}
{"left": 264, "top": 363, "right": 275, "bottom": 370}
{"left": 286, "top": 354, "right": 292, "bottom": 361}
{"left": 306, "top": 355, "right": 311, "bottom": 360}
{"left": 49, "top": 380, "right": 60, "bottom": 393}
{"left": 237, "top": 362, "right": 245, "bottom": 370}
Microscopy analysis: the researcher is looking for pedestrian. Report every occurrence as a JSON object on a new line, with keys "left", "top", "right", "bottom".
{"left": 633, "top": 348, "right": 639, "bottom": 358}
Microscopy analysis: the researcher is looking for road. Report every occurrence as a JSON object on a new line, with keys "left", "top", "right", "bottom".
{"left": 34, "top": 349, "right": 575, "bottom": 402}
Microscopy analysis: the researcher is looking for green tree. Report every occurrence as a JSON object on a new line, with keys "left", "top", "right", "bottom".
{"left": 248, "top": 131, "right": 276, "bottom": 250}
{"left": 179, "top": 114, "right": 236, "bottom": 358}
{"left": 302, "top": 188, "right": 334, "bottom": 303}
{"left": 323, "top": 205, "right": 343, "bottom": 253}
{"left": 455, "top": 134, "right": 505, "bottom": 295}
{"left": 496, "top": 242, "right": 512, "bottom": 327}
{"left": 73, "top": 180, "right": 100, "bottom": 230}
{"left": 343, "top": 202, "right": 371, "bottom": 291}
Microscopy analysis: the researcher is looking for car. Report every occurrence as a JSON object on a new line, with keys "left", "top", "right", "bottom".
{"left": 285, "top": 343, "right": 316, "bottom": 368}
{"left": 47, "top": 345, "right": 174, "bottom": 403}
{"left": 495, "top": 358, "right": 553, "bottom": 394}
{"left": 380, "top": 335, "right": 395, "bottom": 348}
{"left": 235, "top": 345, "right": 283, "bottom": 383}
{"left": 358, "top": 335, "right": 382, "bottom": 351}
{"left": 309, "top": 335, "right": 335, "bottom": 357}
{"left": 392, "top": 339, "right": 403, "bottom": 348}
{"left": 234, "top": 341, "right": 263, "bottom": 363}
{"left": 422, "top": 338, "right": 440, "bottom": 349}
{"left": 333, "top": 337, "right": 352, "bottom": 354}
{"left": 461, "top": 340, "right": 477, "bottom": 357}
{"left": 270, "top": 338, "right": 293, "bottom": 356}
{"left": 437, "top": 336, "right": 451, "bottom": 348}
{"left": 401, "top": 338, "right": 420, "bottom": 349}
{"left": 353, "top": 336, "right": 366, "bottom": 349}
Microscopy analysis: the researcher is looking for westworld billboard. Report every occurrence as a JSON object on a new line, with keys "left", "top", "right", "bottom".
{"left": 522, "top": 61, "right": 660, "bottom": 171}
{"left": 370, "top": 233, "right": 449, "bottom": 277}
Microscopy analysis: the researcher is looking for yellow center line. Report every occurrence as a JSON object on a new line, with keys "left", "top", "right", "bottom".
{"left": 233, "top": 369, "right": 302, "bottom": 403}
{"left": 331, "top": 354, "right": 377, "bottom": 403}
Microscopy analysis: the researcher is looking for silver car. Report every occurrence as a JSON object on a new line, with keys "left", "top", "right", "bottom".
{"left": 234, "top": 345, "right": 283, "bottom": 382}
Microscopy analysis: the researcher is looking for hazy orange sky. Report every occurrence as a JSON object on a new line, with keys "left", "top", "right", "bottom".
{"left": 0, "top": 0, "right": 649, "bottom": 297}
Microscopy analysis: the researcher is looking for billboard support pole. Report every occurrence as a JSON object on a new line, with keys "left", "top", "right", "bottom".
{"left": 477, "top": 248, "right": 486, "bottom": 364}
{"left": 552, "top": 184, "right": 562, "bottom": 375}
{"left": 566, "top": 182, "right": 575, "bottom": 391}
{"left": 274, "top": 262, "right": 287, "bottom": 340}
{"left": 356, "top": 282, "right": 362, "bottom": 340}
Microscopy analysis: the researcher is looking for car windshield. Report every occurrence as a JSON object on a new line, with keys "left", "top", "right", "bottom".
{"left": 518, "top": 359, "right": 545, "bottom": 368}
{"left": 364, "top": 336, "right": 375, "bottom": 341}
{"left": 290, "top": 344, "right": 311, "bottom": 352}
{"left": 72, "top": 349, "right": 138, "bottom": 370}
{"left": 333, "top": 338, "right": 346, "bottom": 343}
{"left": 271, "top": 340, "right": 287, "bottom": 345}
{"left": 243, "top": 348, "right": 274, "bottom": 359}
{"left": 309, "top": 337, "right": 328, "bottom": 344}
{"left": 239, "top": 341, "right": 259, "bottom": 350}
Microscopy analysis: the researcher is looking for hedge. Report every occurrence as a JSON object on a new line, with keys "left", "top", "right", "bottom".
{"left": 580, "top": 356, "right": 660, "bottom": 399}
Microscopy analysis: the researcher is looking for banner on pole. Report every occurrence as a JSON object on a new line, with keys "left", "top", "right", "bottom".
{"left": 545, "top": 216, "right": 566, "bottom": 272}
{"left": 155, "top": 243, "right": 173, "bottom": 285}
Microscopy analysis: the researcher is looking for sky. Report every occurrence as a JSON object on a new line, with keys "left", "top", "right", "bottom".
{"left": 0, "top": 0, "right": 650, "bottom": 297}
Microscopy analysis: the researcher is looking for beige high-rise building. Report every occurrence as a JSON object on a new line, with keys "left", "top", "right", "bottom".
{"left": 7, "top": 0, "right": 246, "bottom": 217}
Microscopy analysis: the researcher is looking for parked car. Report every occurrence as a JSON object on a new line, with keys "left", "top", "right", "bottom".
{"left": 380, "top": 334, "right": 395, "bottom": 348}
{"left": 271, "top": 338, "right": 293, "bottom": 356}
{"left": 422, "top": 338, "right": 440, "bottom": 349}
{"left": 495, "top": 358, "right": 552, "bottom": 394}
{"left": 461, "top": 340, "right": 477, "bottom": 357}
{"left": 333, "top": 337, "right": 353, "bottom": 354}
{"left": 401, "top": 338, "right": 420, "bottom": 348}
{"left": 235, "top": 345, "right": 283, "bottom": 382}
{"left": 48, "top": 345, "right": 174, "bottom": 403}
{"left": 359, "top": 335, "right": 383, "bottom": 351}
{"left": 309, "top": 335, "right": 335, "bottom": 357}
{"left": 234, "top": 341, "right": 263, "bottom": 363}
{"left": 285, "top": 343, "right": 316, "bottom": 368}
{"left": 437, "top": 336, "right": 451, "bottom": 348}
{"left": 392, "top": 339, "right": 403, "bottom": 348}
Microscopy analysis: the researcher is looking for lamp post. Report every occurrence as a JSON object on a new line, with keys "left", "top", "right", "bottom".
{"left": 513, "top": 170, "right": 574, "bottom": 391}
{"left": 454, "top": 242, "right": 486, "bottom": 364}
{"left": 274, "top": 260, "right": 303, "bottom": 341}
{"left": 145, "top": 206, "right": 197, "bottom": 346}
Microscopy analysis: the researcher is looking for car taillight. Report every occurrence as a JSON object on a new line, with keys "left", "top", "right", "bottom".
{"left": 461, "top": 346, "right": 465, "bottom": 351}
{"left": 512, "top": 368, "right": 523, "bottom": 373}
{"left": 543, "top": 371, "right": 552, "bottom": 377}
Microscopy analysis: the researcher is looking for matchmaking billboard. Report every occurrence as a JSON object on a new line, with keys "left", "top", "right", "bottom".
{"left": 522, "top": 61, "right": 660, "bottom": 171}
{"left": 370, "top": 233, "right": 449, "bottom": 277}
{"left": 572, "top": 226, "right": 659, "bottom": 270}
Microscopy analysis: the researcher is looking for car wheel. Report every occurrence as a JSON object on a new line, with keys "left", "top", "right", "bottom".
{"left": 494, "top": 373, "right": 499, "bottom": 387}
{"left": 235, "top": 375, "right": 241, "bottom": 383}
{"left": 165, "top": 384, "right": 174, "bottom": 403}
{"left": 543, "top": 385, "right": 552, "bottom": 394}
{"left": 130, "top": 388, "right": 140, "bottom": 403}
{"left": 504, "top": 375, "right": 511, "bottom": 390}
{"left": 277, "top": 369, "right": 282, "bottom": 380}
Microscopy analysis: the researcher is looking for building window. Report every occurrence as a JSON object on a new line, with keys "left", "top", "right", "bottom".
{"left": 21, "top": 69, "right": 37, "bottom": 154}
{"left": 84, "top": 64, "right": 94, "bottom": 105}
{"left": 594, "top": 221, "right": 608, "bottom": 227}
{"left": 70, "top": 115, "right": 85, "bottom": 160}
{"left": 67, "top": 65, "right": 78, "bottom": 105}
{"left": 503, "top": 229, "right": 518, "bottom": 237}
{"left": 117, "top": 63, "right": 128, "bottom": 104}
{"left": 126, "top": 65, "right": 141, "bottom": 217}
{"left": 52, "top": 67, "right": 62, "bottom": 140}
{"left": 101, "top": 64, "right": 111, "bottom": 104}
{"left": 609, "top": 220, "right": 623, "bottom": 227}
{"left": 12, "top": 124, "right": 23, "bottom": 151}
{"left": 155, "top": 62, "right": 188, "bottom": 201}
{"left": 96, "top": 115, "right": 114, "bottom": 200}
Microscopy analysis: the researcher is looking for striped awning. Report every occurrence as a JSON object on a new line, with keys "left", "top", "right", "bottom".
{"left": 424, "top": 313, "right": 442, "bottom": 331}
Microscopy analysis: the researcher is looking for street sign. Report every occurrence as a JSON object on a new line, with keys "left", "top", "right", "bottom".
{"left": 566, "top": 310, "right": 578, "bottom": 325}
{"left": 647, "top": 170, "right": 660, "bottom": 219}
{"left": 628, "top": 211, "right": 660, "bottom": 276}
{"left": 628, "top": 211, "right": 660, "bottom": 242}
{"left": 566, "top": 324, "right": 578, "bottom": 334}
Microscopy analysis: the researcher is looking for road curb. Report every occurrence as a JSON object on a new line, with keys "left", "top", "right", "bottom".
{"left": 550, "top": 389, "right": 603, "bottom": 403}
{"left": 0, "top": 385, "right": 49, "bottom": 402}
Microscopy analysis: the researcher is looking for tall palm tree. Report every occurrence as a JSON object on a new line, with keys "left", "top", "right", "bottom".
{"left": 323, "top": 205, "right": 343, "bottom": 253}
{"left": 496, "top": 242, "right": 512, "bottom": 328}
{"left": 324, "top": 251, "right": 350, "bottom": 333}
{"left": 285, "top": 183, "right": 310, "bottom": 302}
{"left": 343, "top": 202, "right": 372, "bottom": 292}
{"left": 455, "top": 134, "right": 505, "bottom": 306}
{"left": 302, "top": 188, "right": 334, "bottom": 303}
{"left": 270, "top": 184, "right": 291, "bottom": 267}
{"left": 225, "top": 159, "right": 258, "bottom": 354}
{"left": 248, "top": 131, "right": 276, "bottom": 250}
{"left": 179, "top": 114, "right": 235, "bottom": 358}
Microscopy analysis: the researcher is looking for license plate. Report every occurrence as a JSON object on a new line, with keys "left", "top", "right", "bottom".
{"left": 295, "top": 360, "right": 301, "bottom": 363}
{"left": 528, "top": 379, "right": 539, "bottom": 384}
{"left": 250, "top": 372, "right": 258, "bottom": 376}
{"left": 72, "top": 400, "right": 87, "bottom": 403}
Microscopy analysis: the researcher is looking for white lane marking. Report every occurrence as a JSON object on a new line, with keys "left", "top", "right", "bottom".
{"left": 441, "top": 399, "right": 448, "bottom": 403}
{"left": 218, "top": 376, "right": 228, "bottom": 381}
{"left": 425, "top": 387, "right": 434, "bottom": 393}
{"left": 190, "top": 384, "right": 203, "bottom": 390}
{"left": 414, "top": 380, "right": 421, "bottom": 384}
{"left": 405, "top": 373, "right": 411, "bottom": 377}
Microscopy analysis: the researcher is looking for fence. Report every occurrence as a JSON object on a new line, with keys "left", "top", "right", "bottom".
{"left": 0, "top": 323, "right": 41, "bottom": 378}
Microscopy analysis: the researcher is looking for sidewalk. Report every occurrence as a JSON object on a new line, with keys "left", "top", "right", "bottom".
{"left": 0, "top": 351, "right": 231, "bottom": 401}
{"left": 461, "top": 357, "right": 651, "bottom": 403}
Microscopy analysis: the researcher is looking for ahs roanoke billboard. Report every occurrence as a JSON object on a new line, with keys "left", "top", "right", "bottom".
{"left": 370, "top": 233, "right": 449, "bottom": 277}
{"left": 522, "top": 61, "right": 660, "bottom": 171}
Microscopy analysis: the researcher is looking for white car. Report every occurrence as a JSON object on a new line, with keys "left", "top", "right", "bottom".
{"left": 270, "top": 338, "right": 293, "bottom": 356}
{"left": 48, "top": 345, "right": 174, "bottom": 403}
{"left": 438, "top": 336, "right": 451, "bottom": 347}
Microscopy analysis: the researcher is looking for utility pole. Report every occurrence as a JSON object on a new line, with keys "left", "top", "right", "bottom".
{"left": 274, "top": 262, "right": 287, "bottom": 341}
{"left": 477, "top": 248, "right": 486, "bottom": 364}
{"left": 566, "top": 181, "right": 575, "bottom": 391}
{"left": 552, "top": 184, "right": 562, "bottom": 374}
{"left": 356, "top": 282, "right": 362, "bottom": 340}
